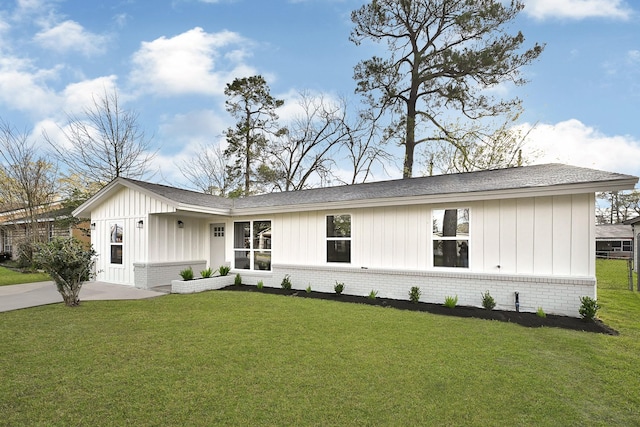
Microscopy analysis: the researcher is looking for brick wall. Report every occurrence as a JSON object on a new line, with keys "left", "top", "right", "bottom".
{"left": 234, "top": 263, "right": 595, "bottom": 317}
{"left": 134, "top": 260, "right": 207, "bottom": 289}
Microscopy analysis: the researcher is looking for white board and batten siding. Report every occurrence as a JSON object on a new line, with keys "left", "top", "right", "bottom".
{"left": 91, "top": 186, "right": 179, "bottom": 286}
{"left": 253, "top": 193, "right": 596, "bottom": 316}
{"left": 270, "top": 193, "right": 594, "bottom": 277}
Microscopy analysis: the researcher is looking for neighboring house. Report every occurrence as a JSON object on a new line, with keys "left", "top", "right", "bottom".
{"left": 73, "top": 163, "right": 638, "bottom": 317}
{"left": 0, "top": 203, "right": 90, "bottom": 260}
{"left": 624, "top": 216, "right": 640, "bottom": 272}
{"left": 595, "top": 224, "right": 633, "bottom": 259}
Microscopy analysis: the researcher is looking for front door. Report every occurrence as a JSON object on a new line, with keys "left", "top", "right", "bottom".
{"left": 210, "top": 223, "right": 226, "bottom": 270}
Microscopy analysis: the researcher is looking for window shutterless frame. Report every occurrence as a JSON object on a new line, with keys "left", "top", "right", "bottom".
{"left": 233, "top": 220, "right": 271, "bottom": 271}
{"left": 432, "top": 208, "right": 469, "bottom": 268}
{"left": 326, "top": 214, "right": 351, "bottom": 263}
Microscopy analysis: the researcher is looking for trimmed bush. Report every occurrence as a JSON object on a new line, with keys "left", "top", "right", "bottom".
{"left": 281, "top": 274, "right": 292, "bottom": 290}
{"left": 34, "top": 238, "right": 96, "bottom": 307}
{"left": 481, "top": 290, "right": 496, "bottom": 310}
{"left": 579, "top": 296, "right": 600, "bottom": 321}
{"left": 409, "top": 286, "right": 421, "bottom": 303}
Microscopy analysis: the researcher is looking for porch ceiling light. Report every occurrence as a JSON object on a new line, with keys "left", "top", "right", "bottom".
{"left": 177, "top": 220, "right": 184, "bottom": 229}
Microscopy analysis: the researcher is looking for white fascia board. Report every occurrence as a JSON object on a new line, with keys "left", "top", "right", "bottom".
{"left": 230, "top": 178, "right": 638, "bottom": 216}
{"left": 176, "top": 204, "right": 232, "bottom": 216}
{"left": 73, "top": 178, "right": 181, "bottom": 218}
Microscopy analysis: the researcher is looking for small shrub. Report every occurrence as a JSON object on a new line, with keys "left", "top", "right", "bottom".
{"left": 536, "top": 307, "right": 546, "bottom": 318}
{"left": 334, "top": 281, "right": 345, "bottom": 295}
{"left": 281, "top": 274, "right": 292, "bottom": 290}
{"left": 409, "top": 286, "right": 421, "bottom": 303}
{"left": 200, "top": 267, "right": 213, "bottom": 278}
{"left": 218, "top": 265, "right": 230, "bottom": 276}
{"left": 368, "top": 290, "right": 378, "bottom": 299}
{"left": 256, "top": 280, "right": 264, "bottom": 290}
{"left": 234, "top": 273, "right": 242, "bottom": 286}
{"left": 444, "top": 295, "right": 458, "bottom": 308}
{"left": 481, "top": 290, "right": 496, "bottom": 310}
{"left": 579, "top": 296, "right": 600, "bottom": 321}
{"left": 34, "top": 238, "right": 97, "bottom": 307}
{"left": 305, "top": 284, "right": 312, "bottom": 293}
{"left": 179, "top": 267, "right": 194, "bottom": 281}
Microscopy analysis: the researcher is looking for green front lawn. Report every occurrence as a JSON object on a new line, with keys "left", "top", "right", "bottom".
{"left": 0, "top": 260, "right": 638, "bottom": 426}
{"left": 0, "top": 265, "right": 50, "bottom": 286}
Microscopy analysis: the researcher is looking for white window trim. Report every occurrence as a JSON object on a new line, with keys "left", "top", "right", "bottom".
{"left": 431, "top": 208, "right": 470, "bottom": 269}
{"left": 233, "top": 220, "right": 272, "bottom": 271}
{"left": 109, "top": 222, "right": 124, "bottom": 266}
{"left": 326, "top": 213, "right": 352, "bottom": 264}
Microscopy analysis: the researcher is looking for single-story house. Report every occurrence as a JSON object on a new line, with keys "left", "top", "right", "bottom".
{"left": 73, "top": 163, "right": 638, "bottom": 317}
{"left": 623, "top": 216, "right": 640, "bottom": 272}
{"left": 595, "top": 224, "right": 633, "bottom": 259}
{"left": 0, "top": 203, "right": 90, "bottom": 260}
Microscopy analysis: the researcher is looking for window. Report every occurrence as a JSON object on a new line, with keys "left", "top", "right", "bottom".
{"left": 213, "top": 226, "right": 225, "bottom": 237}
{"left": 432, "top": 208, "right": 469, "bottom": 268}
{"left": 234, "top": 220, "right": 271, "bottom": 270}
{"left": 110, "top": 223, "right": 123, "bottom": 264}
{"left": 326, "top": 214, "right": 351, "bottom": 263}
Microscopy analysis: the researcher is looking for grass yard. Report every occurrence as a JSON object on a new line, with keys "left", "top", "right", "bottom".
{"left": 1, "top": 260, "right": 639, "bottom": 426}
{"left": 0, "top": 265, "right": 50, "bottom": 286}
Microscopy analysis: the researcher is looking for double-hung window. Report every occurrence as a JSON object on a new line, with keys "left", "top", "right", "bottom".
{"left": 432, "top": 208, "right": 469, "bottom": 268}
{"left": 234, "top": 220, "right": 271, "bottom": 270}
{"left": 110, "top": 223, "right": 123, "bottom": 265}
{"left": 326, "top": 214, "right": 351, "bottom": 263}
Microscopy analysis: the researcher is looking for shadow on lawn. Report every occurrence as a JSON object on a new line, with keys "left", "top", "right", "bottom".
{"left": 220, "top": 285, "right": 618, "bottom": 335}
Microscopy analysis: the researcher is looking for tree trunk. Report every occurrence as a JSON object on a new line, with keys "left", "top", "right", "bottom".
{"left": 442, "top": 209, "right": 458, "bottom": 267}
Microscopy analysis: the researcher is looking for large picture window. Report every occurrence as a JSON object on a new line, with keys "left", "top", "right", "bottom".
{"left": 432, "top": 208, "right": 469, "bottom": 268}
{"left": 234, "top": 220, "right": 271, "bottom": 270}
{"left": 326, "top": 214, "right": 351, "bottom": 263}
{"left": 110, "top": 223, "right": 123, "bottom": 265}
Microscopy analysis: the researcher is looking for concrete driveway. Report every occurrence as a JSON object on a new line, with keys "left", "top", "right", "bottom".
{"left": 0, "top": 281, "right": 167, "bottom": 312}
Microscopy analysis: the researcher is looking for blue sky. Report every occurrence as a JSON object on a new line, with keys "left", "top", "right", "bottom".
{"left": 0, "top": 0, "right": 639, "bottom": 189}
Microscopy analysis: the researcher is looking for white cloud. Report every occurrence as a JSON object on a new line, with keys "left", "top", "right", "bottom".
{"left": 34, "top": 20, "right": 108, "bottom": 56}
{"left": 0, "top": 56, "right": 62, "bottom": 116}
{"left": 628, "top": 50, "right": 640, "bottom": 62}
{"left": 524, "top": 0, "right": 632, "bottom": 20}
{"left": 518, "top": 119, "right": 640, "bottom": 177}
{"left": 129, "top": 27, "right": 256, "bottom": 97}
{"left": 61, "top": 76, "right": 119, "bottom": 115}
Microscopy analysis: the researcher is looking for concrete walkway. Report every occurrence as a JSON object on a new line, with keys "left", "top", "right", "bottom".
{"left": 0, "top": 281, "right": 167, "bottom": 312}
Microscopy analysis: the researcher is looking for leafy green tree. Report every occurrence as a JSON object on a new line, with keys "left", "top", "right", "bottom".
{"left": 34, "top": 238, "right": 96, "bottom": 307}
{"left": 224, "top": 76, "right": 285, "bottom": 196}
{"left": 350, "top": 0, "right": 544, "bottom": 178}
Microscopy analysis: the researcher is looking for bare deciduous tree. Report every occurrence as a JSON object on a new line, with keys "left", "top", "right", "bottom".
{"left": 420, "top": 112, "right": 539, "bottom": 175}
{"left": 263, "top": 92, "right": 354, "bottom": 191}
{"left": 46, "top": 88, "right": 156, "bottom": 187}
{"left": 338, "top": 107, "right": 394, "bottom": 185}
{"left": 0, "top": 120, "right": 59, "bottom": 261}
{"left": 177, "top": 143, "right": 238, "bottom": 196}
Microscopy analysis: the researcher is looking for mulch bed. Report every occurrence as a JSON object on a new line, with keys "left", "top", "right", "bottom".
{"left": 220, "top": 284, "right": 618, "bottom": 335}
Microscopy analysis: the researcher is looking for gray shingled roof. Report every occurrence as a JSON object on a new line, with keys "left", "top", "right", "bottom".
{"left": 121, "top": 164, "right": 637, "bottom": 212}
{"left": 125, "top": 179, "right": 233, "bottom": 209}
{"left": 232, "top": 163, "right": 636, "bottom": 209}
{"left": 595, "top": 224, "right": 633, "bottom": 239}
